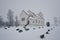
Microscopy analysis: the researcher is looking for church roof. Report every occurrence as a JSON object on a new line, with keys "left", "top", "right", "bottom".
{"left": 27, "top": 10, "right": 37, "bottom": 17}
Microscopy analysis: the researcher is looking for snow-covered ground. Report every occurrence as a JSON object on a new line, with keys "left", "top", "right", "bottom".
{"left": 0, "top": 23, "right": 60, "bottom": 40}
{"left": 0, "top": 14, "right": 60, "bottom": 40}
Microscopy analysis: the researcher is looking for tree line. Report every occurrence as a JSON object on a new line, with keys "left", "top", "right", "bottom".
{"left": 0, "top": 9, "right": 20, "bottom": 28}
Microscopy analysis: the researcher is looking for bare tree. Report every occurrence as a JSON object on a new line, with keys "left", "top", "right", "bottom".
{"left": 15, "top": 16, "right": 19, "bottom": 27}
{"left": 54, "top": 17, "right": 58, "bottom": 26}
{"left": 7, "top": 9, "right": 14, "bottom": 27}
{"left": 0, "top": 16, "right": 4, "bottom": 28}
{"left": 24, "top": 20, "right": 29, "bottom": 29}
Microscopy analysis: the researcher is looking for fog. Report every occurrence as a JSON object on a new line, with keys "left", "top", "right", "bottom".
{"left": 0, "top": 0, "right": 60, "bottom": 40}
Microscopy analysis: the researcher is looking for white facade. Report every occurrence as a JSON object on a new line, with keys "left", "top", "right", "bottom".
{"left": 20, "top": 10, "right": 45, "bottom": 26}
{"left": 28, "top": 16, "right": 44, "bottom": 26}
{"left": 20, "top": 10, "right": 29, "bottom": 25}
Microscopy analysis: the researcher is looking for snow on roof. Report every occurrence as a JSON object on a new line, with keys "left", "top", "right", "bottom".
{"left": 20, "top": 10, "right": 29, "bottom": 16}
{"left": 20, "top": 10, "right": 44, "bottom": 20}
{"left": 37, "top": 12, "right": 43, "bottom": 18}
{"left": 27, "top": 10, "right": 37, "bottom": 17}
{"left": 37, "top": 12, "right": 45, "bottom": 20}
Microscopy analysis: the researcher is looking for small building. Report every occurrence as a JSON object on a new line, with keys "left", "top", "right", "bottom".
{"left": 20, "top": 10, "right": 45, "bottom": 26}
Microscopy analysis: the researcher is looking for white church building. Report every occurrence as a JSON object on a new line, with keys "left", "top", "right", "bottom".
{"left": 20, "top": 10, "right": 45, "bottom": 26}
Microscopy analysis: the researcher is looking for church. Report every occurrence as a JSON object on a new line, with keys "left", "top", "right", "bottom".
{"left": 19, "top": 10, "right": 45, "bottom": 26}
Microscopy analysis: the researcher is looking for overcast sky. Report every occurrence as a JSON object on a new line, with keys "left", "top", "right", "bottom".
{"left": 0, "top": 0, "right": 60, "bottom": 21}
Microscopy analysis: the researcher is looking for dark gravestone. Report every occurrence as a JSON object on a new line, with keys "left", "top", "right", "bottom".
{"left": 5, "top": 28, "right": 7, "bottom": 29}
{"left": 40, "top": 34, "right": 45, "bottom": 39}
{"left": 39, "top": 27, "right": 40, "bottom": 29}
{"left": 33, "top": 28, "right": 35, "bottom": 30}
{"left": 46, "top": 31, "right": 49, "bottom": 34}
{"left": 16, "top": 28, "right": 19, "bottom": 31}
{"left": 46, "top": 22, "right": 50, "bottom": 27}
{"left": 19, "top": 30, "right": 23, "bottom": 32}
{"left": 48, "top": 29, "right": 50, "bottom": 31}
{"left": 8, "top": 26, "right": 10, "bottom": 28}
{"left": 25, "top": 28, "right": 29, "bottom": 31}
